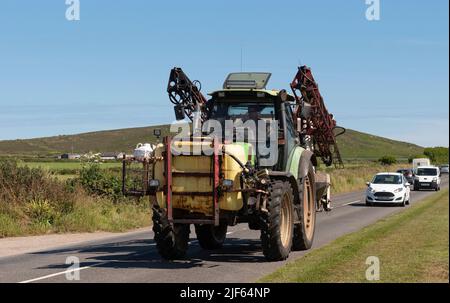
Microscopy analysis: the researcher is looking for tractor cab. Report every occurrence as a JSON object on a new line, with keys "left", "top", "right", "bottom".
{"left": 206, "top": 73, "right": 297, "bottom": 170}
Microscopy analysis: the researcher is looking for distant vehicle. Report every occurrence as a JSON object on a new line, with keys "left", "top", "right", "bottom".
{"left": 440, "top": 164, "right": 449, "bottom": 174}
{"left": 396, "top": 168, "right": 414, "bottom": 184}
{"left": 365, "top": 173, "right": 411, "bottom": 207}
{"left": 414, "top": 166, "right": 441, "bottom": 191}
{"left": 412, "top": 158, "right": 430, "bottom": 173}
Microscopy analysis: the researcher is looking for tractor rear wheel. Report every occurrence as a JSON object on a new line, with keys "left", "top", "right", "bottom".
{"left": 195, "top": 223, "right": 228, "bottom": 249}
{"left": 152, "top": 209, "right": 190, "bottom": 259}
{"left": 260, "top": 180, "right": 294, "bottom": 261}
{"left": 292, "top": 162, "right": 316, "bottom": 251}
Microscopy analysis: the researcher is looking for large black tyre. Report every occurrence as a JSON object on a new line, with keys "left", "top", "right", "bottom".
{"left": 260, "top": 180, "right": 294, "bottom": 261}
{"left": 152, "top": 209, "right": 190, "bottom": 259}
{"left": 194, "top": 223, "right": 228, "bottom": 250}
{"left": 292, "top": 162, "right": 316, "bottom": 251}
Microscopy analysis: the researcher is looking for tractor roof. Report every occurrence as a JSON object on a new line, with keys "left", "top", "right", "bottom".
{"left": 208, "top": 89, "right": 295, "bottom": 101}
{"left": 208, "top": 72, "right": 295, "bottom": 101}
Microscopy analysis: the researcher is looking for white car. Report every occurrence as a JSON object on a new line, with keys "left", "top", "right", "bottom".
{"left": 440, "top": 164, "right": 449, "bottom": 174}
{"left": 413, "top": 166, "right": 441, "bottom": 191}
{"left": 366, "top": 173, "right": 411, "bottom": 207}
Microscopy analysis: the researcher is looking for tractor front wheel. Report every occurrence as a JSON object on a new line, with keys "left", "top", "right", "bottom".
{"left": 260, "top": 180, "right": 294, "bottom": 261}
{"left": 152, "top": 209, "right": 190, "bottom": 259}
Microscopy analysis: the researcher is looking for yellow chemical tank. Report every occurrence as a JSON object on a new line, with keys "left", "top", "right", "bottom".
{"left": 153, "top": 139, "right": 251, "bottom": 215}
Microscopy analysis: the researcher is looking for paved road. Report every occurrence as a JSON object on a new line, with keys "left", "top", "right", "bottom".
{"left": 0, "top": 176, "right": 447, "bottom": 283}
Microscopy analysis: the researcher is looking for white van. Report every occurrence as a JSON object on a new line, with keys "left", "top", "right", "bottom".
{"left": 413, "top": 166, "right": 441, "bottom": 191}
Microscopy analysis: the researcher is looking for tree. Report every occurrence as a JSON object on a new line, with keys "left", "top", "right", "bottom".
{"left": 424, "top": 147, "right": 449, "bottom": 164}
{"left": 379, "top": 155, "right": 397, "bottom": 166}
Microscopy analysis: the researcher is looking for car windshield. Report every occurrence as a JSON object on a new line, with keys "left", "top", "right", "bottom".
{"left": 416, "top": 168, "right": 438, "bottom": 176}
{"left": 372, "top": 175, "right": 402, "bottom": 184}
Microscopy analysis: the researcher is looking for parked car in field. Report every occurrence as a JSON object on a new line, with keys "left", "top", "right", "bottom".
{"left": 365, "top": 173, "right": 411, "bottom": 207}
{"left": 439, "top": 164, "right": 449, "bottom": 174}
{"left": 414, "top": 166, "right": 441, "bottom": 191}
{"left": 396, "top": 168, "right": 414, "bottom": 184}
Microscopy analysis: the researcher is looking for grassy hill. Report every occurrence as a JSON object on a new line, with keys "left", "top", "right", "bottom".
{"left": 0, "top": 125, "right": 424, "bottom": 161}
{"left": 336, "top": 129, "right": 423, "bottom": 161}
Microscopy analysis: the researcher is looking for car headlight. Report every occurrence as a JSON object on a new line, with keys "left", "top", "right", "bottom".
{"left": 432, "top": 177, "right": 437, "bottom": 182}
{"left": 394, "top": 188, "right": 403, "bottom": 193}
{"left": 368, "top": 187, "right": 376, "bottom": 193}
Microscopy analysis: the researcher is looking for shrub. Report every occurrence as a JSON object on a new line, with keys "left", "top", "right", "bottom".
{"left": 0, "top": 159, "right": 151, "bottom": 237}
{"left": 0, "top": 159, "right": 76, "bottom": 212}
{"left": 378, "top": 156, "right": 397, "bottom": 166}
{"left": 69, "top": 163, "right": 123, "bottom": 200}
{"left": 25, "top": 199, "right": 56, "bottom": 226}
{"left": 424, "top": 147, "right": 449, "bottom": 164}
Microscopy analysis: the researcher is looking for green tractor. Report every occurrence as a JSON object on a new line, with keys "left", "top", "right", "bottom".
{"left": 123, "top": 67, "right": 344, "bottom": 261}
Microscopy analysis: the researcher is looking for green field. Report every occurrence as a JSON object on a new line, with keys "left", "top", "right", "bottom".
{"left": 260, "top": 189, "right": 449, "bottom": 283}
{"left": 0, "top": 125, "right": 424, "bottom": 161}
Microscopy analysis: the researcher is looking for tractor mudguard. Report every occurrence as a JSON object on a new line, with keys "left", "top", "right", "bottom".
{"left": 298, "top": 150, "right": 317, "bottom": 180}
{"left": 268, "top": 171, "right": 301, "bottom": 205}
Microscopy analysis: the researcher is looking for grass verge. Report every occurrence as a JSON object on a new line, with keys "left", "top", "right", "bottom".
{"left": 0, "top": 196, "right": 151, "bottom": 238}
{"left": 0, "top": 160, "right": 151, "bottom": 238}
{"left": 259, "top": 189, "right": 449, "bottom": 283}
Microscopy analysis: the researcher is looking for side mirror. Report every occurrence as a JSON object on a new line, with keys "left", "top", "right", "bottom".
{"left": 174, "top": 104, "right": 186, "bottom": 121}
{"left": 405, "top": 182, "right": 410, "bottom": 187}
{"left": 366, "top": 182, "right": 370, "bottom": 186}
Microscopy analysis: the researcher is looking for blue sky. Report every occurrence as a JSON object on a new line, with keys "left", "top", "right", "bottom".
{"left": 0, "top": 0, "right": 448, "bottom": 147}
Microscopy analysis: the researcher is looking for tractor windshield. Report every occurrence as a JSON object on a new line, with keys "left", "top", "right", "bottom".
{"left": 209, "top": 102, "right": 275, "bottom": 123}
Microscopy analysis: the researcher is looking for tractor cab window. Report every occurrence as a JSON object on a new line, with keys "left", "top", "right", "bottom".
{"left": 210, "top": 102, "right": 276, "bottom": 125}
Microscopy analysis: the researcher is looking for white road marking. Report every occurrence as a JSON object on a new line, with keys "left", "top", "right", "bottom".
{"left": 333, "top": 200, "right": 361, "bottom": 209}
{"left": 19, "top": 243, "right": 157, "bottom": 283}
{"left": 19, "top": 262, "right": 105, "bottom": 283}
{"left": 343, "top": 200, "right": 361, "bottom": 206}
{"left": 20, "top": 227, "right": 258, "bottom": 283}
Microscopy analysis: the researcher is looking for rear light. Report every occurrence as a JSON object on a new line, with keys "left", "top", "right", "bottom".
{"left": 222, "top": 179, "right": 234, "bottom": 190}
{"left": 148, "top": 179, "right": 160, "bottom": 190}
